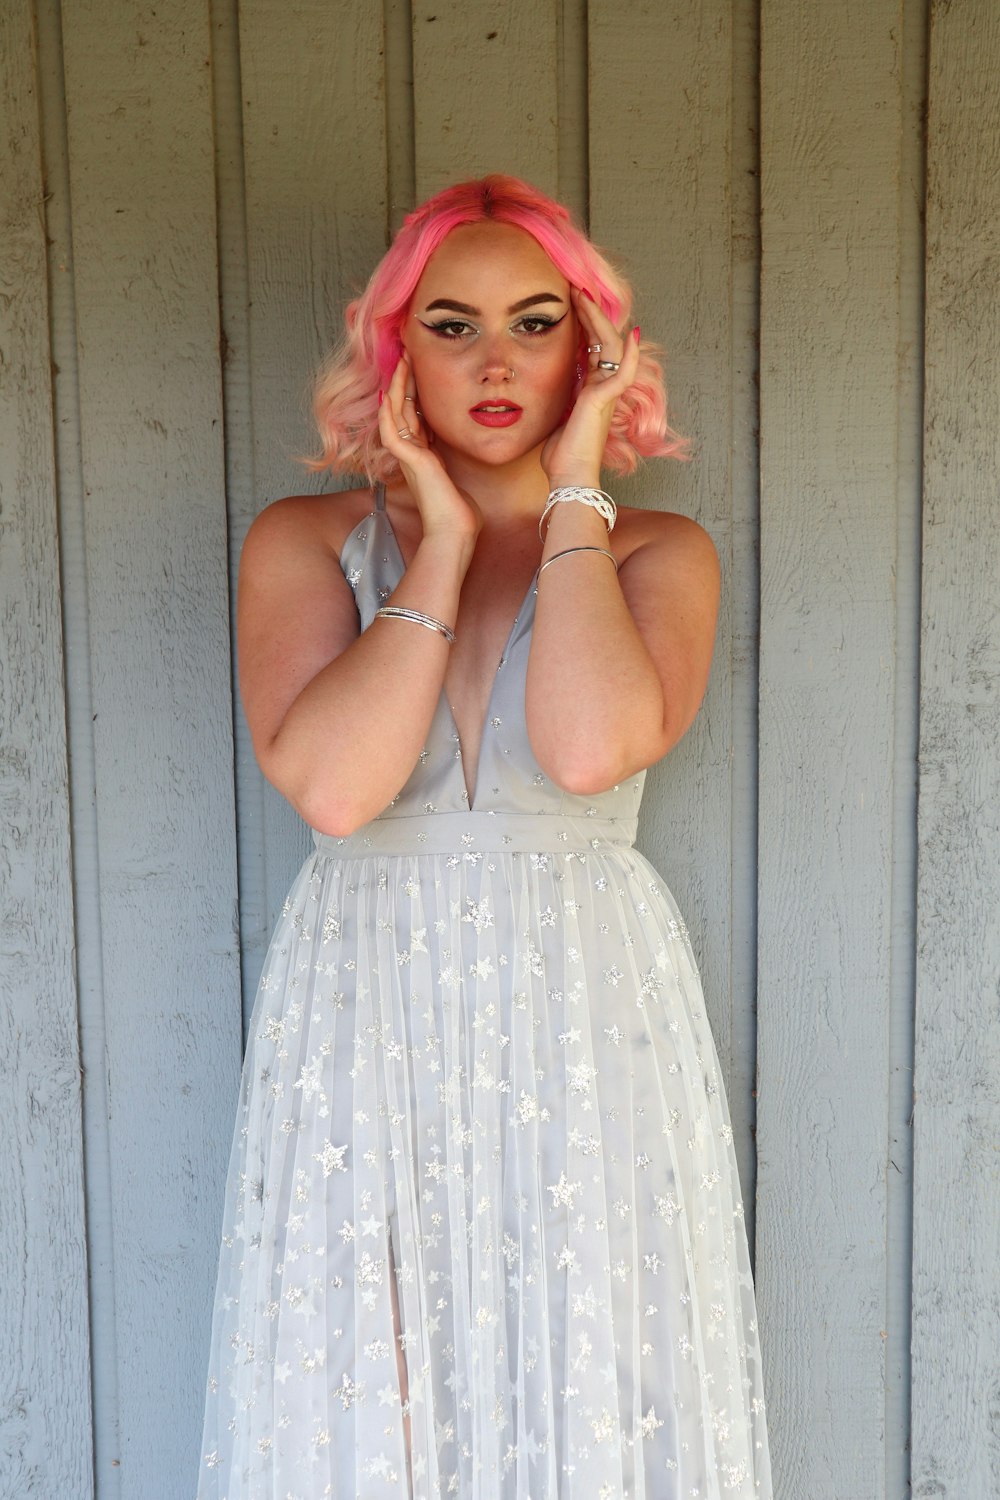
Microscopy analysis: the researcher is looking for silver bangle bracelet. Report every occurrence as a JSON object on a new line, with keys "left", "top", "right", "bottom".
{"left": 538, "top": 545, "right": 619, "bottom": 576}
{"left": 538, "top": 486, "right": 617, "bottom": 539}
{"left": 373, "top": 605, "right": 456, "bottom": 644}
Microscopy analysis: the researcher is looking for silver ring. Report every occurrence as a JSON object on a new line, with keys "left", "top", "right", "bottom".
{"left": 597, "top": 359, "right": 620, "bottom": 372}
{"left": 587, "top": 342, "right": 603, "bottom": 354}
{"left": 397, "top": 426, "right": 412, "bottom": 439}
{"left": 404, "top": 395, "right": 416, "bottom": 402}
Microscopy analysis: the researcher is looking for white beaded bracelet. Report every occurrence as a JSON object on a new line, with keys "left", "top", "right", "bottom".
{"left": 538, "top": 486, "right": 617, "bottom": 539}
{"left": 373, "top": 605, "right": 456, "bottom": 644}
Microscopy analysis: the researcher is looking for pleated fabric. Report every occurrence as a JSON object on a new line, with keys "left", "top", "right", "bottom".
{"left": 197, "top": 492, "right": 771, "bottom": 1498}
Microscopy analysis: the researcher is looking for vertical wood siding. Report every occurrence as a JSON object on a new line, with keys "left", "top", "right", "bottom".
{"left": 756, "top": 3, "right": 907, "bottom": 1495}
{"left": 56, "top": 0, "right": 242, "bottom": 1490}
{"left": 588, "top": 0, "right": 761, "bottom": 1209}
{"left": 0, "top": 4, "right": 92, "bottom": 1493}
{"left": 913, "top": 3, "right": 1000, "bottom": 1496}
{"left": 4, "top": 1, "right": 999, "bottom": 1497}
{"left": 235, "top": 0, "right": 392, "bottom": 1023}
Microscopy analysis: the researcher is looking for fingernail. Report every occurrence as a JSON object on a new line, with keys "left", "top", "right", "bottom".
{"left": 377, "top": 389, "right": 383, "bottom": 406}
{"left": 581, "top": 286, "right": 595, "bottom": 301}
{"left": 633, "top": 326, "right": 641, "bottom": 343}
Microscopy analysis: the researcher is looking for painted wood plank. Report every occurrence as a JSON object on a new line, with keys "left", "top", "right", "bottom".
{"left": 0, "top": 5, "right": 93, "bottom": 1493}
{"left": 756, "top": 3, "right": 903, "bottom": 1495}
{"left": 883, "top": 6, "right": 929, "bottom": 1492}
{"left": 235, "top": 0, "right": 390, "bottom": 1007}
{"left": 59, "top": 2, "right": 242, "bottom": 1492}
{"left": 912, "top": 3, "right": 1000, "bottom": 1495}
{"left": 412, "top": 0, "right": 559, "bottom": 200}
{"left": 588, "top": 0, "right": 758, "bottom": 1199}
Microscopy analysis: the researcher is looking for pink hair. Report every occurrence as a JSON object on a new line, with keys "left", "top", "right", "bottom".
{"left": 308, "top": 175, "right": 687, "bottom": 481}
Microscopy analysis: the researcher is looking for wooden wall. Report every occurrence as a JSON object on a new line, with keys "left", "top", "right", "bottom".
{"left": 2, "top": 0, "right": 998, "bottom": 1497}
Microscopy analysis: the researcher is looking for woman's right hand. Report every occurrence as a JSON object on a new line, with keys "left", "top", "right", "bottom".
{"left": 378, "top": 354, "right": 482, "bottom": 555}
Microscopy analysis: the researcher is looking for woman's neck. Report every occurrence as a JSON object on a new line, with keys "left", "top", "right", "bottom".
{"left": 434, "top": 444, "right": 551, "bottom": 522}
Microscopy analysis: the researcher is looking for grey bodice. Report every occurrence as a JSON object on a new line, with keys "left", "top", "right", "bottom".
{"left": 314, "top": 490, "right": 646, "bottom": 858}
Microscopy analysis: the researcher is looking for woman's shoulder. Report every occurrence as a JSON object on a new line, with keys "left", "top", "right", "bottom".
{"left": 615, "top": 503, "right": 719, "bottom": 570}
{"left": 243, "top": 485, "right": 377, "bottom": 558}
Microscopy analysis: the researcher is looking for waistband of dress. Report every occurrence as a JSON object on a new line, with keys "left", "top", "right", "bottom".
{"left": 312, "top": 811, "right": 637, "bottom": 859}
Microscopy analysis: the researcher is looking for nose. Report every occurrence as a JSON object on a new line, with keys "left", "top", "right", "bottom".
{"left": 479, "top": 335, "right": 514, "bottom": 383}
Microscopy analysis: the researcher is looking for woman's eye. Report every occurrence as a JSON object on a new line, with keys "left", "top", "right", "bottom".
{"left": 425, "top": 320, "right": 475, "bottom": 340}
{"left": 515, "top": 316, "right": 560, "bottom": 335}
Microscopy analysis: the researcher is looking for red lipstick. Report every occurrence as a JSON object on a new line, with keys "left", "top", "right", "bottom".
{"left": 470, "top": 402, "right": 523, "bottom": 428}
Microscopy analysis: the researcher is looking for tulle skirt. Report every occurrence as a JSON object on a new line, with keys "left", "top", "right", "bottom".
{"left": 197, "top": 840, "right": 771, "bottom": 1498}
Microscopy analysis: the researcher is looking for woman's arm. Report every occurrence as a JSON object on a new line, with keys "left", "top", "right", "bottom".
{"left": 238, "top": 494, "right": 472, "bottom": 835}
{"left": 526, "top": 289, "right": 719, "bottom": 792}
{"left": 524, "top": 501, "right": 720, "bottom": 793}
{"left": 241, "top": 357, "right": 481, "bottom": 835}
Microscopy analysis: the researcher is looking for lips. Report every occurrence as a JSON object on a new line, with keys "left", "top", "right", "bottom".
{"left": 469, "top": 402, "right": 523, "bottom": 428}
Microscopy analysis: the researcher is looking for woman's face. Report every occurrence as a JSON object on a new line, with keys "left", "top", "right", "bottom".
{"left": 401, "top": 222, "right": 579, "bottom": 470}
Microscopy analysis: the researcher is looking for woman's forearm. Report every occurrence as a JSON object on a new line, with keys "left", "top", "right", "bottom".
{"left": 525, "top": 502, "right": 667, "bottom": 792}
{"left": 261, "top": 533, "right": 471, "bottom": 834}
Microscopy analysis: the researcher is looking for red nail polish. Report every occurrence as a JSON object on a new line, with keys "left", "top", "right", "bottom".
{"left": 378, "top": 389, "right": 383, "bottom": 406}
{"left": 633, "top": 326, "right": 641, "bottom": 343}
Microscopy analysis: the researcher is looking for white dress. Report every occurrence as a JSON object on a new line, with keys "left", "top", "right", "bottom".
{"left": 197, "top": 487, "right": 771, "bottom": 1498}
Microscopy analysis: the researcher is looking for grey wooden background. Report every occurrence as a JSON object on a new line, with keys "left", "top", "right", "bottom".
{"left": 2, "top": 0, "right": 998, "bottom": 1497}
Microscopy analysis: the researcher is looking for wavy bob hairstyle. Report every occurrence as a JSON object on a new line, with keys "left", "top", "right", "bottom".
{"left": 309, "top": 175, "right": 687, "bottom": 482}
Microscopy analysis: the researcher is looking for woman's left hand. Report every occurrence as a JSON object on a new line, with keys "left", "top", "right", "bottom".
{"left": 540, "top": 286, "right": 641, "bottom": 485}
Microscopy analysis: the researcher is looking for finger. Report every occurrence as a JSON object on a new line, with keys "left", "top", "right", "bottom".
{"left": 571, "top": 287, "right": 607, "bottom": 360}
{"left": 380, "top": 356, "right": 424, "bottom": 454}
{"left": 573, "top": 286, "right": 622, "bottom": 347}
{"left": 597, "top": 327, "right": 640, "bottom": 389}
{"left": 401, "top": 354, "right": 424, "bottom": 437}
{"left": 573, "top": 289, "right": 629, "bottom": 380}
{"left": 378, "top": 358, "right": 415, "bottom": 453}
{"left": 575, "top": 326, "right": 640, "bottom": 404}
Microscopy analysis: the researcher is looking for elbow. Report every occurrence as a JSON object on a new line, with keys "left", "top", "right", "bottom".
{"left": 296, "top": 794, "right": 368, "bottom": 839}
{"left": 531, "top": 735, "right": 641, "bottom": 797}
{"left": 530, "top": 717, "right": 681, "bottom": 796}
{"left": 286, "top": 775, "right": 381, "bottom": 839}
{"left": 256, "top": 737, "right": 372, "bottom": 838}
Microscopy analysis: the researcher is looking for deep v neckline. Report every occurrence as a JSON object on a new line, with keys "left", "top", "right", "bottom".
{"left": 374, "top": 500, "right": 539, "bottom": 812}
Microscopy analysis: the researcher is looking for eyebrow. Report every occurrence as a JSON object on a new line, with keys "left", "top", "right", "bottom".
{"left": 421, "top": 292, "right": 566, "bottom": 315}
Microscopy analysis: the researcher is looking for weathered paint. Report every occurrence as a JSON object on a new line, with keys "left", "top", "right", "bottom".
{"left": 58, "top": 0, "right": 243, "bottom": 1492}
{"left": 0, "top": 4, "right": 93, "bottom": 1493}
{"left": 756, "top": 2, "right": 904, "bottom": 1496}
{"left": 912, "top": 3, "right": 1000, "bottom": 1497}
{"left": 589, "top": 0, "right": 762, "bottom": 1223}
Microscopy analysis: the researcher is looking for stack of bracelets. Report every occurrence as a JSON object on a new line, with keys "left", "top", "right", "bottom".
{"left": 372, "top": 486, "right": 618, "bottom": 643}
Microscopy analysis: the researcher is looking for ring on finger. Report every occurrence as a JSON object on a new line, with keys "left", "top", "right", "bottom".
{"left": 597, "top": 359, "right": 621, "bottom": 372}
{"left": 397, "top": 426, "right": 412, "bottom": 439}
{"left": 587, "top": 342, "right": 603, "bottom": 354}
{"left": 404, "top": 394, "right": 416, "bottom": 402}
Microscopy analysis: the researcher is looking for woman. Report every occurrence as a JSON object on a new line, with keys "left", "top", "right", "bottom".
{"left": 199, "top": 175, "right": 771, "bottom": 1499}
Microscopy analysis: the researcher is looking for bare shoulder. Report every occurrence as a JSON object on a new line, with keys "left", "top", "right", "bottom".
{"left": 616, "top": 505, "right": 720, "bottom": 591}
{"left": 242, "top": 484, "right": 376, "bottom": 565}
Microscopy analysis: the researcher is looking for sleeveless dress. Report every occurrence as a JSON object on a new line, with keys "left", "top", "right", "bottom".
{"left": 198, "top": 488, "right": 771, "bottom": 1499}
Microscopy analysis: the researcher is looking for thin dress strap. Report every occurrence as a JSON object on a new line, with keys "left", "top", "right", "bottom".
{"left": 373, "top": 482, "right": 386, "bottom": 512}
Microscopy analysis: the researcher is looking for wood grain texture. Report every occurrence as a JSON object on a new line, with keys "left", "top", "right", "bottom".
{"left": 913, "top": 2, "right": 1000, "bottom": 1495}
{"left": 412, "top": 0, "right": 559, "bottom": 199}
{"left": 588, "top": 0, "right": 756, "bottom": 1185}
{"left": 236, "top": 0, "right": 391, "bottom": 960}
{"left": 756, "top": 2, "right": 903, "bottom": 1495}
{"left": 60, "top": 0, "right": 242, "bottom": 1491}
{"left": 0, "top": 7, "right": 93, "bottom": 1494}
